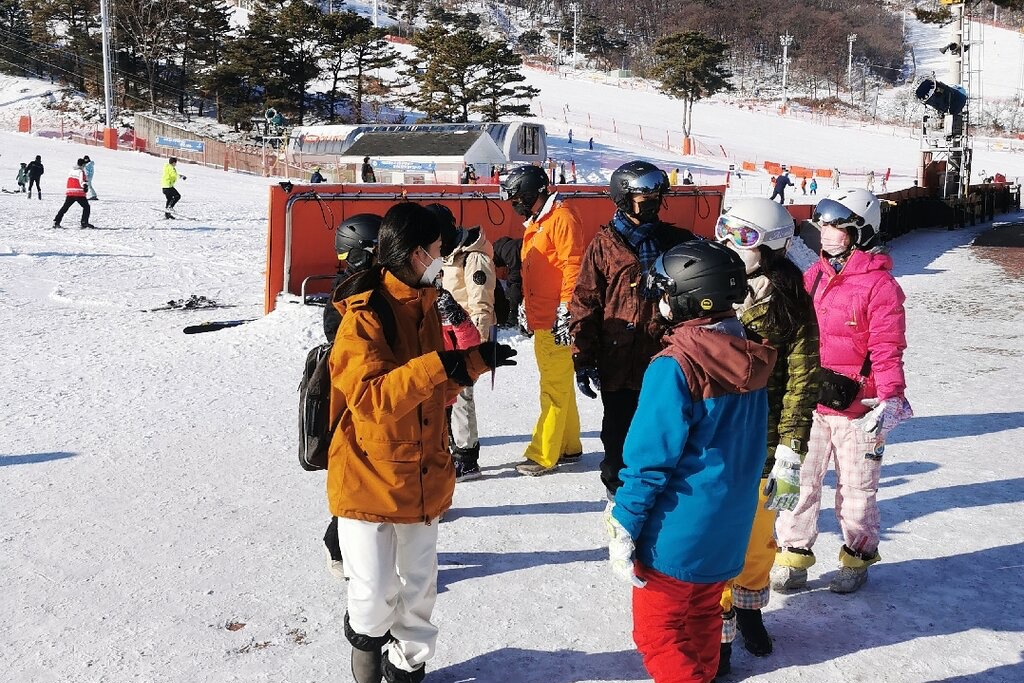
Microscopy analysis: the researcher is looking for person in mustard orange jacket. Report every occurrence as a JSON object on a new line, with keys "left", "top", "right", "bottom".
{"left": 500, "top": 164, "right": 585, "bottom": 476}
{"left": 326, "top": 202, "right": 516, "bottom": 683}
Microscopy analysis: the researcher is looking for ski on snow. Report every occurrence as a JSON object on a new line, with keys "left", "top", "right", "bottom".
{"left": 144, "top": 295, "right": 236, "bottom": 312}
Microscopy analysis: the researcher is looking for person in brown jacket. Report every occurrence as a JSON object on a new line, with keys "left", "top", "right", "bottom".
{"left": 326, "top": 202, "right": 516, "bottom": 683}
{"left": 570, "top": 160, "right": 694, "bottom": 499}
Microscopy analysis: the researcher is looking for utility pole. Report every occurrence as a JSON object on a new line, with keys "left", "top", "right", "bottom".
{"left": 780, "top": 33, "right": 793, "bottom": 109}
{"left": 847, "top": 33, "right": 857, "bottom": 103}
{"left": 372, "top": 0, "right": 378, "bottom": 27}
{"left": 568, "top": 3, "right": 580, "bottom": 70}
{"left": 99, "top": 0, "right": 115, "bottom": 146}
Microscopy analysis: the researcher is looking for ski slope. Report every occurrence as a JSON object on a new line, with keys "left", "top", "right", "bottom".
{"left": 3, "top": 71, "right": 1024, "bottom": 683}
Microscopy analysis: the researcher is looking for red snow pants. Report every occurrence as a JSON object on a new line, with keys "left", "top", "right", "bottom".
{"left": 632, "top": 565, "right": 726, "bottom": 683}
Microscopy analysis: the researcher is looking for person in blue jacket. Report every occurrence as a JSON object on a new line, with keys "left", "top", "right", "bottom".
{"left": 605, "top": 240, "right": 777, "bottom": 683}
{"left": 769, "top": 171, "right": 793, "bottom": 204}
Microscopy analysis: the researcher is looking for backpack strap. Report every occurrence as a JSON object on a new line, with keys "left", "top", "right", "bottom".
{"left": 809, "top": 270, "right": 824, "bottom": 298}
{"left": 367, "top": 289, "right": 397, "bottom": 350}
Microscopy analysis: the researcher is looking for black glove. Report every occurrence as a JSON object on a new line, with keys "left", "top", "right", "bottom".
{"left": 575, "top": 366, "right": 601, "bottom": 399}
{"left": 478, "top": 341, "right": 518, "bottom": 370}
{"left": 552, "top": 302, "right": 572, "bottom": 346}
{"left": 180, "top": 175, "right": 187, "bottom": 180}
{"left": 438, "top": 351, "right": 472, "bottom": 386}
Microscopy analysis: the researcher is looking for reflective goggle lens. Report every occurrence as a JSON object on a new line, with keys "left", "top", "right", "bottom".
{"left": 715, "top": 215, "right": 763, "bottom": 248}
{"left": 628, "top": 169, "right": 669, "bottom": 195}
{"left": 811, "top": 199, "right": 864, "bottom": 228}
{"left": 644, "top": 253, "right": 674, "bottom": 294}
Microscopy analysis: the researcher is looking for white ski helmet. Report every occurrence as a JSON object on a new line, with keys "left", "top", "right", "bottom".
{"left": 715, "top": 198, "right": 796, "bottom": 252}
{"left": 812, "top": 188, "right": 882, "bottom": 249}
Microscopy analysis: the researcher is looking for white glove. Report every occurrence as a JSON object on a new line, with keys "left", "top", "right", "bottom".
{"left": 852, "top": 397, "right": 913, "bottom": 439}
{"left": 763, "top": 444, "right": 802, "bottom": 511}
{"left": 604, "top": 502, "right": 646, "bottom": 589}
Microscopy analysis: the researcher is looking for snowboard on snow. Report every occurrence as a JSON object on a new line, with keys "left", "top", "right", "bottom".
{"left": 183, "top": 319, "right": 255, "bottom": 334}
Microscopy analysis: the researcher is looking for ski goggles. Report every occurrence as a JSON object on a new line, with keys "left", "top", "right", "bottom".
{"left": 643, "top": 252, "right": 675, "bottom": 295}
{"left": 714, "top": 214, "right": 792, "bottom": 250}
{"left": 623, "top": 168, "right": 670, "bottom": 195}
{"left": 810, "top": 198, "right": 865, "bottom": 229}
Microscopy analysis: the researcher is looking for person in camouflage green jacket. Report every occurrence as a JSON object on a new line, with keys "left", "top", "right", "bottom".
{"left": 713, "top": 198, "right": 819, "bottom": 676}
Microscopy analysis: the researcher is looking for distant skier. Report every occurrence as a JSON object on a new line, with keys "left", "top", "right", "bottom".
{"left": 589, "top": 136, "right": 594, "bottom": 150}
{"left": 53, "top": 158, "right": 94, "bottom": 229}
{"left": 83, "top": 155, "right": 97, "bottom": 200}
{"left": 26, "top": 155, "right": 43, "bottom": 200}
{"left": 865, "top": 170, "right": 875, "bottom": 192}
{"left": 769, "top": 172, "right": 792, "bottom": 204}
{"left": 669, "top": 168, "right": 679, "bottom": 186}
{"left": 800, "top": 176, "right": 807, "bottom": 195}
{"left": 360, "top": 156, "right": 376, "bottom": 183}
{"left": 310, "top": 166, "right": 325, "bottom": 184}
{"left": 683, "top": 169, "right": 694, "bottom": 185}
{"left": 809, "top": 178, "right": 818, "bottom": 195}
{"left": 16, "top": 163, "right": 28, "bottom": 192}
{"left": 161, "top": 157, "right": 186, "bottom": 219}
{"left": 831, "top": 168, "right": 841, "bottom": 189}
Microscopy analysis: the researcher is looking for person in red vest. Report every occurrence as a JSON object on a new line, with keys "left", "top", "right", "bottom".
{"left": 53, "top": 158, "right": 94, "bottom": 229}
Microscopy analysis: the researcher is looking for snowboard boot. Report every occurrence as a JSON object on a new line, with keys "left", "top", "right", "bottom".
{"left": 716, "top": 642, "right": 732, "bottom": 678}
{"left": 770, "top": 547, "right": 815, "bottom": 591}
{"left": 382, "top": 655, "right": 425, "bottom": 683}
{"left": 515, "top": 460, "right": 556, "bottom": 476}
{"left": 345, "top": 613, "right": 390, "bottom": 683}
{"left": 735, "top": 607, "right": 773, "bottom": 656}
{"left": 560, "top": 451, "right": 583, "bottom": 464}
{"left": 351, "top": 647, "right": 384, "bottom": 683}
{"left": 829, "top": 545, "right": 879, "bottom": 594}
{"left": 165, "top": 212, "right": 176, "bottom": 219}
{"left": 52, "top": 222, "right": 61, "bottom": 229}
{"left": 452, "top": 444, "right": 481, "bottom": 482}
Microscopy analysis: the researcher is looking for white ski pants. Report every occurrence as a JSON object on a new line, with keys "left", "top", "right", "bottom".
{"left": 337, "top": 517, "right": 440, "bottom": 672}
{"left": 450, "top": 385, "right": 478, "bottom": 449}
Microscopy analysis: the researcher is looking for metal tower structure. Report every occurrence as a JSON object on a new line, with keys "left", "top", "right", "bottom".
{"left": 917, "top": 0, "right": 978, "bottom": 199}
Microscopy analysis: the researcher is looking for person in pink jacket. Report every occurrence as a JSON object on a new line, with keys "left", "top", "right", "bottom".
{"left": 772, "top": 189, "right": 912, "bottom": 594}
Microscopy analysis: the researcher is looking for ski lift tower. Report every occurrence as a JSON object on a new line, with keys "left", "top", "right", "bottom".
{"left": 915, "top": 0, "right": 979, "bottom": 199}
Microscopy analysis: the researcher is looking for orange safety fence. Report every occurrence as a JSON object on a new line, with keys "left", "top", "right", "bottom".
{"left": 789, "top": 166, "right": 814, "bottom": 179}
{"left": 264, "top": 184, "right": 727, "bottom": 313}
{"left": 816, "top": 168, "right": 833, "bottom": 178}
{"left": 741, "top": 161, "right": 757, "bottom": 172}
{"left": 764, "top": 161, "right": 784, "bottom": 175}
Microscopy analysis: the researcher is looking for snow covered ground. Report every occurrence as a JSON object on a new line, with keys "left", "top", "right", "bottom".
{"left": 4, "top": 104, "right": 1024, "bottom": 683}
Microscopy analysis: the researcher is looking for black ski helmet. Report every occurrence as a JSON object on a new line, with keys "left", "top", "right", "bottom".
{"left": 335, "top": 213, "right": 382, "bottom": 271}
{"left": 500, "top": 165, "right": 550, "bottom": 216}
{"left": 610, "top": 161, "right": 670, "bottom": 216}
{"left": 648, "top": 240, "right": 747, "bottom": 321}
{"left": 425, "top": 203, "right": 465, "bottom": 257}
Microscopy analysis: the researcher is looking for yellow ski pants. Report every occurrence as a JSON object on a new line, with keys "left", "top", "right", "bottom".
{"left": 721, "top": 478, "right": 777, "bottom": 614}
{"left": 524, "top": 330, "right": 582, "bottom": 469}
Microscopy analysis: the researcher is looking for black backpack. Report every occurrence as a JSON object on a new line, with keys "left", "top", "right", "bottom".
{"left": 298, "top": 289, "right": 396, "bottom": 471}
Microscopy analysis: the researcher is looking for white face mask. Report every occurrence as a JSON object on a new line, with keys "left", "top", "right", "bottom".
{"left": 658, "top": 298, "right": 673, "bottom": 321}
{"left": 728, "top": 244, "right": 762, "bottom": 274}
{"left": 417, "top": 253, "right": 443, "bottom": 286}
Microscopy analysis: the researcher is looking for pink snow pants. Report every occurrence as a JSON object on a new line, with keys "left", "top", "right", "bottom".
{"left": 775, "top": 411, "right": 884, "bottom": 555}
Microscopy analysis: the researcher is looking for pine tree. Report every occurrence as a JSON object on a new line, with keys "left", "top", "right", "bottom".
{"left": 0, "top": 0, "right": 34, "bottom": 77}
{"left": 177, "top": 0, "right": 232, "bottom": 119}
{"left": 650, "top": 31, "right": 733, "bottom": 139}
{"left": 320, "top": 11, "right": 397, "bottom": 123}
{"left": 472, "top": 39, "right": 538, "bottom": 121}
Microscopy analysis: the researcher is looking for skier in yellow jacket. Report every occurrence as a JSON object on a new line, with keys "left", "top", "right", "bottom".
{"left": 500, "top": 165, "right": 585, "bottom": 476}
{"left": 161, "top": 157, "right": 186, "bottom": 219}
